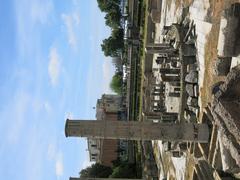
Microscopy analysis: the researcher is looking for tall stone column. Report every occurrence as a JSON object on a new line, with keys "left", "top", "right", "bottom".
{"left": 151, "top": 99, "right": 161, "bottom": 103}
{"left": 65, "top": 119, "right": 209, "bottom": 143}
{"left": 145, "top": 43, "right": 176, "bottom": 54}
{"left": 151, "top": 92, "right": 162, "bottom": 96}
{"left": 146, "top": 43, "right": 171, "bottom": 48}
{"left": 151, "top": 83, "right": 162, "bottom": 87}
{"left": 159, "top": 68, "right": 180, "bottom": 74}
{"left": 174, "top": 87, "right": 181, "bottom": 92}
{"left": 161, "top": 75, "right": 180, "bottom": 82}
{"left": 170, "top": 82, "right": 181, "bottom": 87}
{"left": 161, "top": 113, "right": 178, "bottom": 122}
{"left": 169, "top": 92, "right": 180, "bottom": 97}
{"left": 145, "top": 47, "right": 176, "bottom": 54}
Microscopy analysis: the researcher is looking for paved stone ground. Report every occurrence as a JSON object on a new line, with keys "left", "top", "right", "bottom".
{"left": 151, "top": 0, "right": 240, "bottom": 179}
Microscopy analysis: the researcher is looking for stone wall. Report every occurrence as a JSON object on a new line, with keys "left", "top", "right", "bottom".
{"left": 100, "top": 139, "right": 118, "bottom": 167}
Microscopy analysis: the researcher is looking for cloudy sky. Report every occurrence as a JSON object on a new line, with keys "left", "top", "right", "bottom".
{"left": 0, "top": 0, "right": 114, "bottom": 179}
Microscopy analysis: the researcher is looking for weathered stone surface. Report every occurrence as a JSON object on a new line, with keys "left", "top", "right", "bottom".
{"left": 218, "top": 131, "right": 240, "bottom": 173}
{"left": 186, "top": 38, "right": 195, "bottom": 45}
{"left": 187, "top": 63, "right": 198, "bottom": 72}
{"left": 214, "top": 57, "right": 232, "bottom": 76}
{"left": 186, "top": 84, "right": 198, "bottom": 97}
{"left": 197, "top": 160, "right": 215, "bottom": 180}
{"left": 182, "top": 44, "right": 196, "bottom": 56}
{"left": 183, "top": 56, "right": 196, "bottom": 64}
{"left": 187, "top": 96, "right": 198, "bottom": 107}
{"left": 217, "top": 6, "right": 240, "bottom": 57}
{"left": 150, "top": 9, "right": 161, "bottom": 23}
{"left": 170, "top": 60, "right": 178, "bottom": 68}
{"left": 186, "top": 84, "right": 194, "bottom": 96}
{"left": 156, "top": 57, "right": 164, "bottom": 64}
{"left": 182, "top": 17, "right": 190, "bottom": 27}
{"left": 216, "top": 100, "right": 240, "bottom": 145}
{"left": 211, "top": 65, "right": 240, "bottom": 168}
{"left": 194, "top": 84, "right": 199, "bottom": 97}
{"left": 188, "top": 106, "right": 199, "bottom": 116}
{"left": 184, "top": 109, "right": 197, "bottom": 123}
{"left": 211, "top": 81, "right": 224, "bottom": 94}
{"left": 211, "top": 65, "right": 240, "bottom": 145}
{"left": 219, "top": 64, "right": 240, "bottom": 98}
{"left": 212, "top": 111, "right": 240, "bottom": 156}
{"left": 161, "top": 26, "right": 170, "bottom": 35}
{"left": 185, "top": 71, "right": 198, "bottom": 83}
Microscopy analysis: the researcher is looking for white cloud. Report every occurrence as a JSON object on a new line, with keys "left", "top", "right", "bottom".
{"left": 6, "top": 91, "right": 30, "bottom": 144}
{"left": 14, "top": 0, "right": 54, "bottom": 58}
{"left": 61, "top": 12, "right": 80, "bottom": 49}
{"left": 48, "top": 47, "right": 61, "bottom": 86}
{"left": 44, "top": 101, "right": 52, "bottom": 113}
{"left": 47, "top": 143, "right": 64, "bottom": 178}
{"left": 55, "top": 152, "right": 64, "bottom": 177}
{"left": 30, "top": 0, "right": 53, "bottom": 24}
{"left": 72, "top": 12, "right": 80, "bottom": 25}
{"left": 47, "top": 143, "right": 56, "bottom": 160}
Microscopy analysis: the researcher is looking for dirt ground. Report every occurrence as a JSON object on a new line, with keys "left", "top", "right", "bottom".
{"left": 153, "top": 141, "right": 177, "bottom": 180}
{"left": 201, "top": 0, "right": 240, "bottom": 114}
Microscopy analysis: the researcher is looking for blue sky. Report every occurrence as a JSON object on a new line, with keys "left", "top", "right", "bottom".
{"left": 0, "top": 0, "right": 114, "bottom": 179}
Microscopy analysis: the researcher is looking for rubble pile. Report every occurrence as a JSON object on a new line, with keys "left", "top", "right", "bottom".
{"left": 209, "top": 65, "right": 240, "bottom": 174}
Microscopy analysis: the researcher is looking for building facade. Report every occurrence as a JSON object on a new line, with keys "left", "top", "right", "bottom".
{"left": 87, "top": 94, "right": 128, "bottom": 167}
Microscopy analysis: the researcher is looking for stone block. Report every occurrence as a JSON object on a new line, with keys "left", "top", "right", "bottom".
{"left": 214, "top": 57, "right": 232, "bottom": 76}
{"left": 188, "top": 106, "right": 199, "bottom": 116}
{"left": 187, "top": 96, "right": 198, "bottom": 107}
{"left": 211, "top": 81, "right": 224, "bottom": 94}
{"left": 150, "top": 9, "right": 161, "bottom": 23}
{"left": 217, "top": 12, "right": 240, "bottom": 57}
{"left": 186, "top": 84, "right": 199, "bottom": 97}
{"left": 187, "top": 63, "right": 199, "bottom": 72}
{"left": 185, "top": 71, "right": 198, "bottom": 83}
{"left": 183, "top": 56, "right": 196, "bottom": 65}
{"left": 194, "top": 84, "right": 199, "bottom": 97}
{"left": 182, "top": 44, "right": 196, "bottom": 56}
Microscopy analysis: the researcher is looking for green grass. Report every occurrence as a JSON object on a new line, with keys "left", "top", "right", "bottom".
{"left": 138, "top": 0, "right": 148, "bottom": 121}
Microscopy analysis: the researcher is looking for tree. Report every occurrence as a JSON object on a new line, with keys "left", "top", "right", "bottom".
{"left": 112, "top": 28, "right": 124, "bottom": 39}
{"left": 101, "top": 28, "right": 124, "bottom": 57}
{"left": 101, "top": 37, "right": 121, "bottom": 57}
{"left": 110, "top": 163, "right": 137, "bottom": 178}
{"left": 105, "top": 9, "right": 121, "bottom": 29}
{"left": 110, "top": 72, "right": 122, "bottom": 94}
{"left": 97, "top": 0, "right": 124, "bottom": 57}
{"left": 97, "top": 0, "right": 120, "bottom": 13}
{"left": 79, "top": 163, "right": 112, "bottom": 178}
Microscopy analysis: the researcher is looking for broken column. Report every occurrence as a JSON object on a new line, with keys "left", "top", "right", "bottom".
{"left": 161, "top": 74, "right": 180, "bottom": 82}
